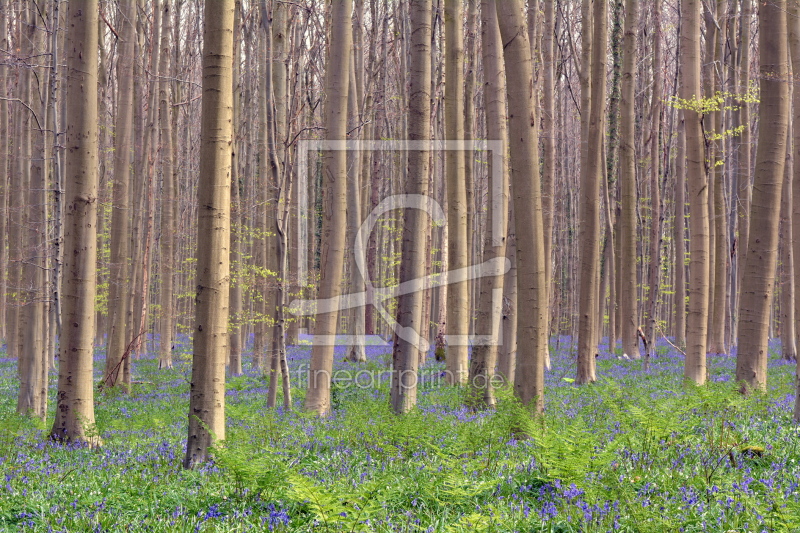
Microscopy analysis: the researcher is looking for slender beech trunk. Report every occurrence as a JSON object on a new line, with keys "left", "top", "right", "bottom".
{"left": 8, "top": 1, "right": 32, "bottom": 366}
{"left": 50, "top": 0, "right": 100, "bottom": 444}
{"left": 0, "top": 0, "right": 7, "bottom": 341}
{"left": 578, "top": 0, "right": 592, "bottom": 354}
{"left": 158, "top": 1, "right": 175, "bottom": 369}
{"left": 267, "top": 0, "right": 287, "bottom": 383}
{"left": 467, "top": 0, "right": 509, "bottom": 408}
{"left": 305, "top": 0, "right": 352, "bottom": 416}
{"left": 674, "top": 116, "right": 687, "bottom": 347}
{"left": 496, "top": 0, "right": 548, "bottom": 412}
{"left": 229, "top": 0, "right": 243, "bottom": 377}
{"left": 264, "top": 0, "right": 280, "bottom": 401}
{"left": 184, "top": 0, "right": 234, "bottom": 468}
{"left": 170, "top": 0, "right": 181, "bottom": 339}
{"left": 105, "top": 0, "right": 135, "bottom": 388}
{"left": 96, "top": 18, "right": 108, "bottom": 349}
{"left": 602, "top": 144, "right": 617, "bottom": 355}
{"left": 619, "top": 0, "right": 640, "bottom": 361}
{"left": 607, "top": 0, "right": 623, "bottom": 349}
{"left": 253, "top": 23, "right": 268, "bottom": 371}
{"left": 708, "top": 0, "right": 728, "bottom": 354}
{"left": 702, "top": 2, "right": 717, "bottom": 352}
{"left": 681, "top": 0, "right": 711, "bottom": 384}
{"left": 122, "top": 0, "right": 159, "bottom": 382}
{"left": 444, "top": 0, "right": 469, "bottom": 384}
{"left": 390, "top": 0, "right": 431, "bottom": 414}
{"left": 781, "top": 139, "right": 796, "bottom": 360}
{"left": 50, "top": 4, "right": 66, "bottom": 359}
{"left": 576, "top": 2, "right": 608, "bottom": 384}
{"left": 285, "top": 13, "right": 304, "bottom": 348}
{"left": 645, "top": 0, "right": 663, "bottom": 359}
{"left": 735, "top": 0, "right": 752, "bottom": 343}
{"left": 576, "top": 0, "right": 608, "bottom": 383}
{"left": 18, "top": 2, "right": 47, "bottom": 418}
{"left": 345, "top": 1, "right": 367, "bottom": 363}
{"left": 464, "top": 0, "right": 477, "bottom": 337}
{"left": 499, "top": 207, "right": 517, "bottom": 384}
{"left": 266, "top": 0, "right": 293, "bottom": 408}
{"left": 542, "top": 0, "right": 556, "bottom": 331}
{"left": 735, "top": 0, "right": 788, "bottom": 393}
{"left": 790, "top": 0, "right": 800, "bottom": 420}
{"left": 124, "top": 0, "right": 144, "bottom": 375}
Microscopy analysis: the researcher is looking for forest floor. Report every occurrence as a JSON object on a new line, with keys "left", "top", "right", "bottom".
{"left": 1, "top": 335, "right": 799, "bottom": 532}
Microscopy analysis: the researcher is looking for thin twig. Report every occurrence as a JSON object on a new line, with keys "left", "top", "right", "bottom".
{"left": 655, "top": 321, "right": 687, "bottom": 357}
{"left": 99, "top": 8, "right": 120, "bottom": 40}
{"left": 0, "top": 97, "right": 44, "bottom": 131}
{"left": 98, "top": 330, "right": 147, "bottom": 389}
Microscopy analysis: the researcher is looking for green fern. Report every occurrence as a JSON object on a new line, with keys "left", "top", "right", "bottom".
{"left": 286, "top": 472, "right": 385, "bottom": 531}
{"left": 212, "top": 443, "right": 289, "bottom": 500}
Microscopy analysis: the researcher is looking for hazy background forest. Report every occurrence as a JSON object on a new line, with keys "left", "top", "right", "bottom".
{"left": 2, "top": 0, "right": 800, "bottom": 530}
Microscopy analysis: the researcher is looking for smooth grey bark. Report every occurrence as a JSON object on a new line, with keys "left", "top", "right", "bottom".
{"left": 157, "top": 1, "right": 175, "bottom": 370}
{"left": 735, "top": 0, "right": 789, "bottom": 392}
{"left": 682, "top": 0, "right": 710, "bottom": 384}
{"left": 619, "top": 0, "right": 640, "bottom": 361}
{"left": 674, "top": 116, "right": 687, "bottom": 348}
{"left": 444, "top": 0, "right": 469, "bottom": 384}
{"left": 496, "top": 0, "right": 548, "bottom": 412}
{"left": 576, "top": 0, "right": 608, "bottom": 383}
{"left": 390, "top": 0, "right": 432, "bottom": 414}
{"left": 305, "top": 0, "right": 353, "bottom": 416}
{"left": 184, "top": 0, "right": 234, "bottom": 467}
{"left": 467, "top": 0, "right": 509, "bottom": 408}
{"left": 789, "top": 0, "right": 800, "bottom": 420}
{"left": 105, "top": 0, "right": 136, "bottom": 388}
{"left": 50, "top": 0, "right": 101, "bottom": 444}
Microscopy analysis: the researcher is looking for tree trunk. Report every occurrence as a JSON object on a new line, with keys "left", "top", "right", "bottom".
{"left": 577, "top": 0, "right": 592, "bottom": 354}
{"left": 498, "top": 207, "right": 517, "bottom": 384}
{"left": 305, "top": 0, "right": 353, "bottom": 416}
{"left": 158, "top": 1, "right": 175, "bottom": 370}
{"left": 50, "top": 0, "right": 101, "bottom": 444}
{"left": 645, "top": 0, "right": 663, "bottom": 360}
{"left": 607, "top": 0, "right": 623, "bottom": 350}
{"left": 267, "top": 0, "right": 288, "bottom": 387}
{"left": 464, "top": 0, "right": 478, "bottom": 338}
{"left": 496, "top": 0, "right": 548, "bottom": 412}
{"left": 104, "top": 0, "right": 135, "bottom": 390}
{"left": 0, "top": 0, "right": 8, "bottom": 342}
{"left": 576, "top": 0, "right": 608, "bottom": 383}
{"left": 734, "top": 0, "right": 752, "bottom": 344}
{"left": 184, "top": 0, "right": 234, "bottom": 467}
{"left": 674, "top": 115, "right": 687, "bottom": 348}
{"left": 467, "top": 0, "right": 509, "bottom": 408}
{"left": 708, "top": 0, "right": 728, "bottom": 355}
{"left": 345, "top": 3, "right": 367, "bottom": 363}
{"left": 781, "top": 139, "right": 796, "bottom": 361}
{"left": 18, "top": 2, "right": 48, "bottom": 418}
{"left": 228, "top": 0, "right": 243, "bottom": 377}
{"left": 735, "top": 0, "right": 788, "bottom": 393}
{"left": 390, "top": 0, "right": 431, "bottom": 414}
{"left": 123, "top": 0, "right": 159, "bottom": 379}
{"left": 253, "top": 20, "right": 269, "bottom": 372}
{"left": 444, "top": 0, "right": 469, "bottom": 384}
{"left": 619, "top": 0, "right": 640, "bottom": 361}
{"left": 789, "top": 0, "right": 800, "bottom": 420}
{"left": 542, "top": 0, "right": 556, "bottom": 335}
{"left": 681, "top": 0, "right": 710, "bottom": 384}
{"left": 602, "top": 144, "right": 617, "bottom": 355}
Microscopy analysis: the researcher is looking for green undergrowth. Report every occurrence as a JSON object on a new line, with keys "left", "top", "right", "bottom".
{"left": 0, "top": 349, "right": 799, "bottom": 532}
